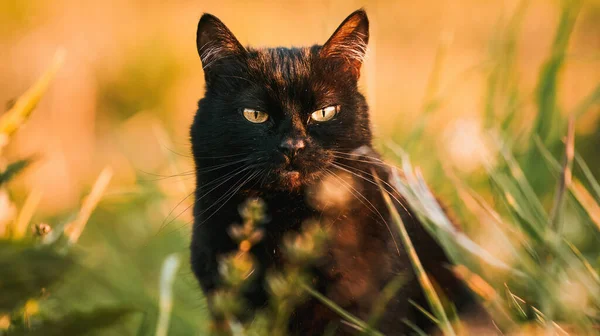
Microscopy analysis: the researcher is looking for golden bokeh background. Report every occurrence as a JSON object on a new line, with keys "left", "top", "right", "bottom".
{"left": 1, "top": 0, "right": 598, "bottom": 215}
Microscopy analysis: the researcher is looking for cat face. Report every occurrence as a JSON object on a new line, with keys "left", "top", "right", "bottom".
{"left": 191, "top": 10, "right": 372, "bottom": 191}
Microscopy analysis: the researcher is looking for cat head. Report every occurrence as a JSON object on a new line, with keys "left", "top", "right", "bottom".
{"left": 191, "top": 9, "right": 372, "bottom": 191}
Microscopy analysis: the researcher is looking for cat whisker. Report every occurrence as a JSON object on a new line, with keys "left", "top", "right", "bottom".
{"left": 259, "top": 168, "right": 272, "bottom": 188}
{"left": 196, "top": 165, "right": 259, "bottom": 204}
{"left": 249, "top": 168, "right": 268, "bottom": 190}
{"left": 162, "top": 146, "right": 193, "bottom": 159}
{"left": 196, "top": 157, "right": 254, "bottom": 174}
{"left": 138, "top": 170, "right": 196, "bottom": 182}
{"left": 330, "top": 153, "right": 385, "bottom": 166}
{"left": 197, "top": 164, "right": 251, "bottom": 190}
{"left": 158, "top": 164, "right": 257, "bottom": 234}
{"left": 330, "top": 153, "right": 408, "bottom": 192}
{"left": 198, "top": 169, "right": 257, "bottom": 216}
{"left": 141, "top": 157, "right": 253, "bottom": 183}
{"left": 192, "top": 153, "right": 249, "bottom": 159}
{"left": 329, "top": 161, "right": 414, "bottom": 222}
{"left": 195, "top": 169, "right": 262, "bottom": 227}
{"left": 161, "top": 167, "right": 258, "bottom": 236}
{"left": 329, "top": 150, "right": 392, "bottom": 167}
{"left": 156, "top": 189, "right": 196, "bottom": 234}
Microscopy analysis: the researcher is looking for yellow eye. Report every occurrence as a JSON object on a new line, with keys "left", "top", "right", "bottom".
{"left": 243, "top": 108, "right": 269, "bottom": 123}
{"left": 311, "top": 105, "right": 339, "bottom": 122}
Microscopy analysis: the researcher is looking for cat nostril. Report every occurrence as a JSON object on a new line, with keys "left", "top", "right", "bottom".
{"left": 279, "top": 138, "right": 306, "bottom": 157}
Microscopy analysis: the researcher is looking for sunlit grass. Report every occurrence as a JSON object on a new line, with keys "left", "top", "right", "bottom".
{"left": 1, "top": 1, "right": 599, "bottom": 335}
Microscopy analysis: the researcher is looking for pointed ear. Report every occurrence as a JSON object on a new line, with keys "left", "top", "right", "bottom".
{"left": 196, "top": 14, "right": 246, "bottom": 70}
{"left": 320, "top": 9, "right": 369, "bottom": 78}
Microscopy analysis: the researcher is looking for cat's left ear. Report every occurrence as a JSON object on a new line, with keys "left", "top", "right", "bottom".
{"left": 320, "top": 9, "right": 369, "bottom": 78}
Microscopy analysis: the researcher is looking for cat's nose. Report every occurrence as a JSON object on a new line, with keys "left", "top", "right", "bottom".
{"left": 279, "top": 138, "right": 306, "bottom": 158}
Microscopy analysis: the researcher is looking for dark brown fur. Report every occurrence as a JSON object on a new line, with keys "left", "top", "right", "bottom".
{"left": 189, "top": 10, "right": 474, "bottom": 335}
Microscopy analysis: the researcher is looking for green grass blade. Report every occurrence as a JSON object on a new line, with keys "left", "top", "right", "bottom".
{"left": 443, "top": 163, "right": 524, "bottom": 256}
{"left": 0, "top": 158, "right": 32, "bottom": 187}
{"left": 535, "top": 135, "right": 600, "bottom": 232}
{"left": 374, "top": 170, "right": 457, "bottom": 336}
{"left": 386, "top": 144, "right": 524, "bottom": 275}
{"left": 402, "top": 318, "right": 429, "bottom": 336}
{"left": 486, "top": 171, "right": 544, "bottom": 241}
{"left": 363, "top": 274, "right": 408, "bottom": 334}
{"left": 575, "top": 151, "right": 600, "bottom": 202}
{"left": 532, "top": 1, "right": 580, "bottom": 141}
{"left": 533, "top": 136, "right": 561, "bottom": 172}
{"left": 0, "top": 50, "right": 65, "bottom": 143}
{"left": 573, "top": 82, "right": 600, "bottom": 119}
{"left": 300, "top": 283, "right": 384, "bottom": 336}
{"left": 549, "top": 116, "right": 574, "bottom": 231}
{"left": 408, "top": 299, "right": 440, "bottom": 325}
{"left": 564, "top": 239, "right": 600, "bottom": 284}
{"left": 484, "top": 0, "right": 529, "bottom": 129}
{"left": 571, "top": 180, "right": 600, "bottom": 232}
{"left": 492, "top": 135, "right": 549, "bottom": 225}
{"left": 155, "top": 254, "right": 181, "bottom": 336}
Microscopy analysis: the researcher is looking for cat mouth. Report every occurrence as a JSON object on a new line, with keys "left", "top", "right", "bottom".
{"left": 282, "top": 170, "right": 300, "bottom": 178}
{"left": 281, "top": 170, "right": 302, "bottom": 189}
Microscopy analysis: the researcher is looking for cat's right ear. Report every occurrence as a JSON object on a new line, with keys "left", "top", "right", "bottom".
{"left": 196, "top": 14, "right": 246, "bottom": 71}
{"left": 320, "top": 9, "right": 369, "bottom": 79}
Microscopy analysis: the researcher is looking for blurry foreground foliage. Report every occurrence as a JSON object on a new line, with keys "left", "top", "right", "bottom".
{"left": 1, "top": 1, "right": 600, "bottom": 335}
{"left": 0, "top": 54, "right": 207, "bottom": 335}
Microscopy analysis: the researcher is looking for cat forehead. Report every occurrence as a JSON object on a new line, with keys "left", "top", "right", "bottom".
{"left": 246, "top": 47, "right": 316, "bottom": 84}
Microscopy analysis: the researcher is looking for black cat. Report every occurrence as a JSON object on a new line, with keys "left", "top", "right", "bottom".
{"left": 190, "top": 9, "right": 473, "bottom": 335}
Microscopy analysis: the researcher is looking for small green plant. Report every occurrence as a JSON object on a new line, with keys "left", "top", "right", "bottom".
{"left": 0, "top": 52, "right": 134, "bottom": 335}
{"left": 371, "top": 1, "right": 600, "bottom": 334}
{"left": 206, "top": 198, "right": 333, "bottom": 336}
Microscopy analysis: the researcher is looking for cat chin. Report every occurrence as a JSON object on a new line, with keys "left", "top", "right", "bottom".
{"left": 280, "top": 171, "right": 302, "bottom": 190}
{"left": 268, "top": 169, "right": 325, "bottom": 192}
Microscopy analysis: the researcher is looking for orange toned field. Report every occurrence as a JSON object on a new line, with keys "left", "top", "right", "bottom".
{"left": 1, "top": 1, "right": 599, "bottom": 335}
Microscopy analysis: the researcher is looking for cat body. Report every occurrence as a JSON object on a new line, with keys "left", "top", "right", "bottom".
{"left": 190, "top": 10, "right": 470, "bottom": 335}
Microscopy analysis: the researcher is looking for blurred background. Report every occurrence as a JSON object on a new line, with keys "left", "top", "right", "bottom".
{"left": 0, "top": 0, "right": 599, "bottom": 335}
{"left": 1, "top": 0, "right": 598, "bottom": 214}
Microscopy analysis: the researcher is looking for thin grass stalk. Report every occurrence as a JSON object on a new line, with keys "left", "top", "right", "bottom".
{"left": 573, "top": 82, "right": 600, "bottom": 119}
{"left": 401, "top": 318, "right": 429, "bottom": 336}
{"left": 373, "top": 171, "right": 456, "bottom": 336}
{"left": 442, "top": 162, "right": 524, "bottom": 257}
{"left": 155, "top": 254, "right": 181, "bottom": 336}
{"left": 452, "top": 265, "right": 517, "bottom": 330}
{"left": 534, "top": 136, "right": 562, "bottom": 172}
{"left": 574, "top": 152, "right": 600, "bottom": 202}
{"left": 532, "top": 136, "right": 600, "bottom": 297}
{"left": 549, "top": 115, "right": 575, "bottom": 231}
{"left": 12, "top": 189, "right": 43, "bottom": 239}
{"left": 532, "top": 1, "right": 580, "bottom": 141}
{"left": 152, "top": 122, "right": 190, "bottom": 195}
{"left": 387, "top": 147, "right": 522, "bottom": 274}
{"left": 563, "top": 239, "right": 600, "bottom": 284}
{"left": 484, "top": 0, "right": 529, "bottom": 129}
{"left": 534, "top": 135, "right": 600, "bottom": 233}
{"left": 300, "top": 283, "right": 384, "bottom": 336}
{"left": 0, "top": 50, "right": 65, "bottom": 151}
{"left": 408, "top": 299, "right": 440, "bottom": 325}
{"left": 571, "top": 180, "right": 600, "bottom": 232}
{"left": 492, "top": 135, "right": 548, "bottom": 225}
{"left": 65, "top": 166, "right": 113, "bottom": 244}
{"left": 363, "top": 274, "right": 407, "bottom": 334}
